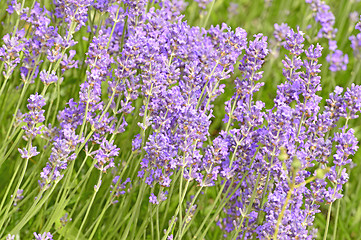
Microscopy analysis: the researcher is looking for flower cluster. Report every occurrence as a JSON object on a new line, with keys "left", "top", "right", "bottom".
{"left": 217, "top": 25, "right": 361, "bottom": 239}
{"left": 306, "top": 0, "right": 349, "bottom": 71}
{"left": 0, "top": 29, "right": 25, "bottom": 79}
{"left": 350, "top": 14, "right": 361, "bottom": 59}
{"left": 0, "top": 1, "right": 360, "bottom": 239}
{"left": 17, "top": 93, "right": 46, "bottom": 159}
{"left": 110, "top": 177, "right": 131, "bottom": 204}
{"left": 33, "top": 232, "right": 53, "bottom": 240}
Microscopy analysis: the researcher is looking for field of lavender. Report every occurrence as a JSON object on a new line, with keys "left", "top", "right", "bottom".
{"left": 1, "top": 0, "right": 361, "bottom": 239}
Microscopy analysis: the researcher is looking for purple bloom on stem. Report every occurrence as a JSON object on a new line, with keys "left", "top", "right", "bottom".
{"left": 306, "top": 0, "right": 337, "bottom": 40}
{"left": 110, "top": 177, "right": 131, "bottom": 204}
{"left": 60, "top": 50, "right": 78, "bottom": 73}
{"left": 132, "top": 134, "right": 142, "bottom": 151}
{"left": 18, "top": 146, "right": 39, "bottom": 159}
{"left": 326, "top": 50, "right": 348, "bottom": 72}
{"left": 350, "top": 11, "right": 359, "bottom": 23}
{"left": 273, "top": 23, "right": 290, "bottom": 44}
{"left": 6, "top": 0, "right": 22, "bottom": 14}
{"left": 195, "top": 0, "right": 212, "bottom": 9}
{"left": 356, "top": 15, "right": 361, "bottom": 31}
{"left": 349, "top": 33, "right": 361, "bottom": 59}
{"left": 60, "top": 213, "right": 72, "bottom": 227}
{"left": 54, "top": 0, "right": 92, "bottom": 32}
{"left": 33, "top": 232, "right": 53, "bottom": 240}
{"left": 21, "top": 93, "right": 46, "bottom": 141}
{"left": 228, "top": 2, "right": 239, "bottom": 17}
{"left": 40, "top": 70, "right": 62, "bottom": 85}
{"left": 149, "top": 193, "right": 159, "bottom": 204}
{"left": 333, "top": 129, "right": 358, "bottom": 166}
{"left": 0, "top": 29, "right": 25, "bottom": 78}
{"left": 6, "top": 234, "right": 15, "bottom": 240}
{"left": 92, "top": 139, "right": 120, "bottom": 173}
{"left": 11, "top": 189, "right": 24, "bottom": 206}
{"left": 344, "top": 84, "right": 361, "bottom": 119}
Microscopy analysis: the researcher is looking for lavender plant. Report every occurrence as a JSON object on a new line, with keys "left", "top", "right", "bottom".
{"left": 0, "top": 0, "right": 360, "bottom": 240}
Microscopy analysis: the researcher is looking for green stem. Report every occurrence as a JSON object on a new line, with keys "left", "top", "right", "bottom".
{"left": 273, "top": 175, "right": 295, "bottom": 239}
{"left": 193, "top": 147, "right": 259, "bottom": 239}
{"left": 0, "top": 160, "right": 21, "bottom": 214}
{"left": 332, "top": 199, "right": 341, "bottom": 240}
{"left": 0, "top": 75, "right": 9, "bottom": 97}
{"left": 76, "top": 172, "right": 103, "bottom": 239}
{"left": 161, "top": 171, "right": 181, "bottom": 230}
{"left": 231, "top": 173, "right": 262, "bottom": 240}
{"left": 0, "top": 81, "right": 29, "bottom": 160}
{"left": 196, "top": 62, "right": 219, "bottom": 109}
{"left": 107, "top": 6, "right": 121, "bottom": 49}
{"left": 9, "top": 184, "right": 54, "bottom": 233}
{"left": 121, "top": 178, "right": 148, "bottom": 240}
{"left": 87, "top": 159, "right": 132, "bottom": 239}
{"left": 162, "top": 181, "right": 198, "bottom": 240}
{"left": 225, "top": 94, "right": 239, "bottom": 133}
{"left": 202, "top": 0, "right": 216, "bottom": 28}
{"left": 0, "top": 145, "right": 30, "bottom": 231}
{"left": 324, "top": 201, "right": 333, "bottom": 240}
{"left": 324, "top": 166, "right": 343, "bottom": 240}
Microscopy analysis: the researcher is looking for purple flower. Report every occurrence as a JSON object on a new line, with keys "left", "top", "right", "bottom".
{"left": 33, "top": 232, "right": 53, "bottom": 240}
{"left": 195, "top": 0, "right": 212, "bottom": 9}
{"left": 60, "top": 50, "right": 78, "bottom": 73}
{"left": 11, "top": 189, "right": 24, "bottom": 206}
{"left": 0, "top": 29, "right": 25, "bottom": 78}
{"left": 227, "top": 2, "right": 239, "bottom": 18}
{"left": 349, "top": 11, "right": 359, "bottom": 23}
{"left": 333, "top": 128, "right": 358, "bottom": 166}
{"left": 6, "top": 234, "right": 15, "bottom": 240}
{"left": 274, "top": 23, "right": 291, "bottom": 44}
{"left": 350, "top": 33, "right": 361, "bottom": 59}
{"left": 94, "top": 180, "right": 102, "bottom": 192}
{"left": 344, "top": 84, "right": 361, "bottom": 119}
{"left": 306, "top": 0, "right": 337, "bottom": 40}
{"left": 6, "top": 0, "right": 22, "bottom": 14}
{"left": 60, "top": 213, "right": 72, "bottom": 227}
{"left": 149, "top": 193, "right": 159, "bottom": 205}
{"left": 326, "top": 50, "right": 348, "bottom": 72}
{"left": 21, "top": 93, "right": 46, "bottom": 141}
{"left": 40, "top": 70, "right": 62, "bottom": 85}
{"left": 110, "top": 177, "right": 131, "bottom": 204}
{"left": 39, "top": 122, "right": 81, "bottom": 190}
{"left": 92, "top": 139, "right": 120, "bottom": 173}
{"left": 18, "top": 146, "right": 39, "bottom": 159}
{"left": 356, "top": 15, "right": 361, "bottom": 31}
{"left": 132, "top": 134, "right": 142, "bottom": 151}
{"left": 54, "top": 0, "right": 92, "bottom": 32}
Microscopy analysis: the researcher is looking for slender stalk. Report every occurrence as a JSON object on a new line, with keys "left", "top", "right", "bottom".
{"left": 273, "top": 173, "right": 296, "bottom": 240}
{"left": 161, "top": 171, "right": 181, "bottom": 230}
{"left": 231, "top": 173, "right": 262, "bottom": 240}
{"left": 0, "top": 161, "right": 21, "bottom": 214}
{"left": 324, "top": 201, "right": 333, "bottom": 240}
{"left": 0, "top": 141, "right": 31, "bottom": 230}
{"left": 76, "top": 172, "right": 103, "bottom": 239}
{"left": 87, "top": 159, "right": 133, "bottom": 239}
{"left": 332, "top": 199, "right": 341, "bottom": 240}
{"left": 9, "top": 184, "right": 54, "bottom": 233}
{"left": 324, "top": 166, "right": 343, "bottom": 240}
{"left": 162, "top": 181, "right": 199, "bottom": 240}
{"left": 202, "top": 0, "right": 216, "bottom": 28}
{"left": 121, "top": 178, "right": 148, "bottom": 240}
{"left": 156, "top": 205, "right": 160, "bottom": 240}
{"left": 225, "top": 94, "right": 239, "bottom": 133}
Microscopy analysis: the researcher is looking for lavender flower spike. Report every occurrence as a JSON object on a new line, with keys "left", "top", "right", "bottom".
{"left": 33, "top": 232, "right": 53, "bottom": 240}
